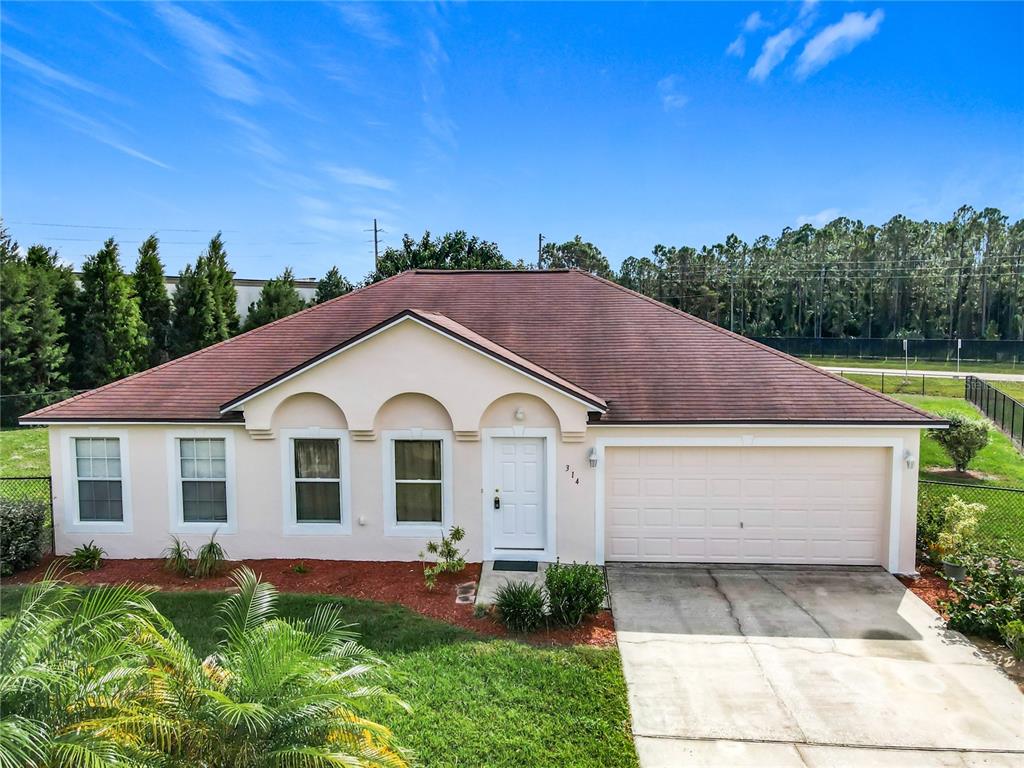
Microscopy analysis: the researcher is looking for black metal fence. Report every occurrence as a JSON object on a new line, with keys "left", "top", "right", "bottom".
{"left": 837, "top": 371, "right": 965, "bottom": 398}
{"left": 0, "top": 476, "right": 54, "bottom": 554}
{"left": 965, "top": 377, "right": 1023, "bottom": 449}
{"left": 752, "top": 337, "right": 1023, "bottom": 365}
{"left": 919, "top": 480, "right": 1024, "bottom": 557}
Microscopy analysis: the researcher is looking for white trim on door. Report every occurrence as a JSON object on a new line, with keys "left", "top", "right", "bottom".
{"left": 481, "top": 427, "right": 557, "bottom": 562}
{"left": 593, "top": 435, "right": 906, "bottom": 572}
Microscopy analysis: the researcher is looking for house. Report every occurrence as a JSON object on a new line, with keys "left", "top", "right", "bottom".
{"left": 23, "top": 270, "right": 942, "bottom": 573}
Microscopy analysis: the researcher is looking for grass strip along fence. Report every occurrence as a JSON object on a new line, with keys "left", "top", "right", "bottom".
{"left": 839, "top": 371, "right": 966, "bottom": 398}
{"left": 919, "top": 480, "right": 1024, "bottom": 558}
{"left": 966, "top": 376, "right": 1024, "bottom": 450}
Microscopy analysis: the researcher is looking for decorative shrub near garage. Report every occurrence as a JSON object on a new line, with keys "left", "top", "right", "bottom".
{"left": 545, "top": 561, "right": 607, "bottom": 627}
{"left": 0, "top": 498, "right": 47, "bottom": 576}
{"left": 942, "top": 550, "right": 1023, "bottom": 641}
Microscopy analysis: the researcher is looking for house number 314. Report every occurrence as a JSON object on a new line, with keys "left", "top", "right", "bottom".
{"left": 565, "top": 464, "right": 580, "bottom": 485}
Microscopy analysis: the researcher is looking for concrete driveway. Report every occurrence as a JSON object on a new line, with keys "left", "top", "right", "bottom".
{"left": 608, "top": 565, "right": 1024, "bottom": 767}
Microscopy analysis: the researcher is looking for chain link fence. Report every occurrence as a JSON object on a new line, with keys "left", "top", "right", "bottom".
{"left": 919, "top": 480, "right": 1024, "bottom": 558}
{"left": 0, "top": 476, "right": 54, "bottom": 555}
{"left": 752, "top": 337, "right": 1023, "bottom": 365}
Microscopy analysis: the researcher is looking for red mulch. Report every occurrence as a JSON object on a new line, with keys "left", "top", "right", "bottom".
{"left": 897, "top": 563, "right": 955, "bottom": 619}
{"left": 5, "top": 557, "right": 616, "bottom": 647}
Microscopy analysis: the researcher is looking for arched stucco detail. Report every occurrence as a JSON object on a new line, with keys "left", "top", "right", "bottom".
{"left": 374, "top": 392, "right": 454, "bottom": 431}
{"left": 480, "top": 393, "right": 559, "bottom": 431}
{"left": 271, "top": 393, "right": 348, "bottom": 430}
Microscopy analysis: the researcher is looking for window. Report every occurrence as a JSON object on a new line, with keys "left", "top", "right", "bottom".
{"left": 178, "top": 438, "right": 227, "bottom": 523}
{"left": 74, "top": 437, "right": 123, "bottom": 521}
{"left": 394, "top": 439, "right": 443, "bottom": 523}
{"left": 293, "top": 439, "right": 341, "bottom": 523}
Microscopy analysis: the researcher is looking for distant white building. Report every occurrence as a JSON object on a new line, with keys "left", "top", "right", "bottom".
{"left": 162, "top": 275, "right": 319, "bottom": 323}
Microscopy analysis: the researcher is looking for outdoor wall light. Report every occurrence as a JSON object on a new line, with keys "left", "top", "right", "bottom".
{"left": 903, "top": 449, "right": 916, "bottom": 470}
{"left": 514, "top": 407, "right": 525, "bottom": 421}
{"left": 587, "top": 447, "right": 599, "bottom": 468}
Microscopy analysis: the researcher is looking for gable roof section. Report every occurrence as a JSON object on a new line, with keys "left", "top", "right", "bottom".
{"left": 221, "top": 308, "right": 608, "bottom": 413}
{"left": 23, "top": 269, "right": 940, "bottom": 425}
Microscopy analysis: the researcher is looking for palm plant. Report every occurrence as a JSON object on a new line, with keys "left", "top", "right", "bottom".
{"left": 0, "top": 566, "right": 169, "bottom": 767}
{"left": 144, "top": 566, "right": 410, "bottom": 767}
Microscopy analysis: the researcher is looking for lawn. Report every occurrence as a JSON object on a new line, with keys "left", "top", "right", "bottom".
{"left": 993, "top": 380, "right": 1024, "bottom": 402}
{"left": 0, "top": 586, "right": 638, "bottom": 768}
{"left": 843, "top": 372, "right": 966, "bottom": 398}
{"left": 800, "top": 356, "right": 1020, "bottom": 374}
{"left": 0, "top": 427, "right": 49, "bottom": 476}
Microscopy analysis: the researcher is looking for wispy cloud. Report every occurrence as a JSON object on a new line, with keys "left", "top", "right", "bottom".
{"left": 744, "top": 11, "right": 768, "bottom": 33}
{"left": 726, "top": 11, "right": 770, "bottom": 58}
{"left": 335, "top": 2, "right": 399, "bottom": 47}
{"left": 417, "top": 11, "right": 457, "bottom": 158}
{"left": 747, "top": 1, "right": 818, "bottom": 82}
{"left": 324, "top": 165, "right": 395, "bottom": 191}
{"left": 796, "top": 9, "right": 884, "bottom": 79}
{"left": 726, "top": 36, "right": 746, "bottom": 58}
{"left": 2, "top": 45, "right": 119, "bottom": 101}
{"left": 656, "top": 75, "right": 688, "bottom": 111}
{"left": 219, "top": 111, "right": 285, "bottom": 164}
{"left": 154, "top": 3, "right": 266, "bottom": 104}
{"left": 797, "top": 207, "right": 840, "bottom": 227}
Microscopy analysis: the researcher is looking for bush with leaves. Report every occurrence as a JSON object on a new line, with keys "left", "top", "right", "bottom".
{"left": 933, "top": 495, "right": 983, "bottom": 564}
{"left": 1001, "top": 620, "right": 1024, "bottom": 661}
{"left": 493, "top": 580, "right": 547, "bottom": 634}
{"left": 193, "top": 531, "right": 227, "bottom": 578}
{"left": 545, "top": 560, "right": 607, "bottom": 627}
{"left": 67, "top": 540, "right": 105, "bottom": 570}
{"left": 942, "top": 549, "right": 1024, "bottom": 640}
{"left": 0, "top": 498, "right": 46, "bottom": 575}
{"left": 419, "top": 525, "right": 467, "bottom": 589}
{"left": 928, "top": 412, "right": 990, "bottom": 473}
{"left": 162, "top": 535, "right": 192, "bottom": 575}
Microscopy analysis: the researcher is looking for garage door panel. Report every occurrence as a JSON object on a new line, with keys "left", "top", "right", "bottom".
{"left": 605, "top": 447, "right": 887, "bottom": 566}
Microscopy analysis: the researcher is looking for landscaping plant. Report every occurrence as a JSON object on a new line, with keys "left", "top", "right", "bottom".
{"left": 162, "top": 535, "right": 192, "bottom": 575}
{"left": 67, "top": 540, "right": 105, "bottom": 570}
{"left": 545, "top": 560, "right": 607, "bottom": 627}
{"left": 290, "top": 560, "right": 312, "bottom": 574}
{"left": 0, "top": 498, "right": 46, "bottom": 576}
{"left": 1000, "top": 620, "right": 1024, "bottom": 661}
{"left": 419, "top": 525, "right": 467, "bottom": 590}
{"left": 493, "top": 579, "right": 547, "bottom": 634}
{"left": 928, "top": 412, "right": 990, "bottom": 473}
{"left": 192, "top": 531, "right": 227, "bottom": 578}
{"left": 942, "top": 549, "right": 1024, "bottom": 640}
{"left": 933, "top": 495, "right": 983, "bottom": 566}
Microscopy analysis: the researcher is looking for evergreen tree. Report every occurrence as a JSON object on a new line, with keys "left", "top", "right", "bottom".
{"left": 133, "top": 235, "right": 173, "bottom": 367}
{"left": 314, "top": 266, "right": 353, "bottom": 303}
{"left": 205, "top": 233, "right": 239, "bottom": 335}
{"left": 0, "top": 228, "right": 31, "bottom": 425}
{"left": 541, "top": 235, "right": 613, "bottom": 278}
{"left": 366, "top": 230, "right": 515, "bottom": 283}
{"left": 25, "top": 243, "right": 79, "bottom": 385}
{"left": 75, "top": 238, "right": 148, "bottom": 388}
{"left": 243, "top": 267, "right": 307, "bottom": 331}
{"left": 169, "top": 258, "right": 220, "bottom": 357}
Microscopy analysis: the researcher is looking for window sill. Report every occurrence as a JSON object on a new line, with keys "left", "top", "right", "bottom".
{"left": 65, "top": 520, "right": 132, "bottom": 535}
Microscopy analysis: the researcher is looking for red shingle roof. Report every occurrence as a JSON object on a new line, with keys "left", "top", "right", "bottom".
{"left": 23, "top": 270, "right": 939, "bottom": 425}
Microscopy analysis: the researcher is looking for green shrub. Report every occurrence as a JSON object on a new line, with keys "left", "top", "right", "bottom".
{"left": 67, "top": 540, "right": 105, "bottom": 570}
{"left": 545, "top": 560, "right": 606, "bottom": 626}
{"left": 419, "top": 525, "right": 467, "bottom": 590}
{"left": 290, "top": 561, "right": 311, "bottom": 574}
{"left": 928, "top": 412, "right": 990, "bottom": 472}
{"left": 0, "top": 498, "right": 47, "bottom": 576}
{"left": 1000, "top": 619, "right": 1024, "bottom": 660}
{"left": 942, "top": 549, "right": 1023, "bottom": 640}
{"left": 162, "top": 536, "right": 192, "bottom": 576}
{"left": 934, "top": 495, "right": 984, "bottom": 564}
{"left": 193, "top": 532, "right": 227, "bottom": 578}
{"left": 494, "top": 580, "right": 546, "bottom": 633}
{"left": 917, "top": 494, "right": 948, "bottom": 555}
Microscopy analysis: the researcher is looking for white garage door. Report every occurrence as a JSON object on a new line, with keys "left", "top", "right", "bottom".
{"left": 605, "top": 446, "right": 889, "bottom": 564}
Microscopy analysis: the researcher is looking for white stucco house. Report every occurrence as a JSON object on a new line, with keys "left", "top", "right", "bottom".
{"left": 24, "top": 269, "right": 942, "bottom": 573}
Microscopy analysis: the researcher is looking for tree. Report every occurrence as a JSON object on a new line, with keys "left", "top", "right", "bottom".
{"left": 929, "top": 412, "right": 990, "bottom": 473}
{"left": 540, "top": 235, "right": 613, "bottom": 278}
{"left": 366, "top": 230, "right": 514, "bottom": 283}
{"left": 315, "top": 265, "right": 354, "bottom": 303}
{"left": 243, "top": 267, "right": 307, "bottom": 331}
{"left": 133, "top": 234, "right": 173, "bottom": 367}
{"left": 205, "top": 232, "right": 239, "bottom": 335}
{"left": 75, "top": 238, "right": 149, "bottom": 388}
{"left": 170, "top": 258, "right": 221, "bottom": 357}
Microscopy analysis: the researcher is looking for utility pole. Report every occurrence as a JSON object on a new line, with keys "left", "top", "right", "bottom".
{"left": 373, "top": 218, "right": 380, "bottom": 268}
{"left": 537, "top": 234, "right": 544, "bottom": 269}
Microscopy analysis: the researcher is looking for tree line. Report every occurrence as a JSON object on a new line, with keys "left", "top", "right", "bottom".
{"left": 2, "top": 204, "right": 1020, "bottom": 424}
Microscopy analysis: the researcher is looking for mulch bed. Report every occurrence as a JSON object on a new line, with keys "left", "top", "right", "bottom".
{"left": 897, "top": 563, "right": 955, "bottom": 618}
{"left": 5, "top": 557, "right": 616, "bottom": 648}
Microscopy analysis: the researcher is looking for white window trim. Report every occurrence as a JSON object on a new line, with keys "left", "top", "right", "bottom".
{"left": 62, "top": 429, "right": 133, "bottom": 534}
{"left": 382, "top": 428, "right": 453, "bottom": 537}
{"left": 166, "top": 429, "right": 237, "bottom": 535}
{"left": 593, "top": 435, "right": 906, "bottom": 573}
{"left": 481, "top": 427, "right": 557, "bottom": 562}
{"left": 280, "top": 428, "right": 352, "bottom": 536}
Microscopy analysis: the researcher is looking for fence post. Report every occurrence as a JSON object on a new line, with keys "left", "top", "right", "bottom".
{"left": 46, "top": 476, "right": 55, "bottom": 555}
{"left": 881, "top": 372, "right": 885, "bottom": 394}
{"left": 921, "top": 374, "right": 925, "bottom": 395}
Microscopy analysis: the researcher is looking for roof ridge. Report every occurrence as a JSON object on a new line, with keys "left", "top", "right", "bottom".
{"left": 570, "top": 270, "right": 938, "bottom": 422}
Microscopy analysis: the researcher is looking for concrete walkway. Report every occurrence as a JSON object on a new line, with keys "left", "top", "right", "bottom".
{"left": 822, "top": 365, "right": 1024, "bottom": 382}
{"left": 608, "top": 565, "right": 1024, "bottom": 767}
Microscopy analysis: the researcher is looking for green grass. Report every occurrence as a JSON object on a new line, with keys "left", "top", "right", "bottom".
{"left": 0, "top": 588, "right": 638, "bottom": 768}
{"left": 993, "top": 380, "right": 1024, "bottom": 402}
{"left": 843, "top": 372, "right": 966, "bottom": 398}
{"left": 0, "top": 427, "right": 49, "bottom": 477}
{"left": 801, "top": 356, "right": 1020, "bottom": 374}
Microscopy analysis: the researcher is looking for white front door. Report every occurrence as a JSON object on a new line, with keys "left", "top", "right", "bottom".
{"left": 492, "top": 437, "right": 545, "bottom": 550}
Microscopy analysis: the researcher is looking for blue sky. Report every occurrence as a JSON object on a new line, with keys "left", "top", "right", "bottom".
{"left": 3, "top": 2, "right": 1022, "bottom": 280}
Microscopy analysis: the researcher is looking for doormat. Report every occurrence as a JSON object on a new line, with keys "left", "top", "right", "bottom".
{"left": 493, "top": 560, "right": 538, "bottom": 572}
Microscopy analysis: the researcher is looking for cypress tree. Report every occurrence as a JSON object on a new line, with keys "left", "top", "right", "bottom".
{"left": 314, "top": 266, "right": 353, "bottom": 304}
{"left": 205, "top": 233, "right": 239, "bottom": 335}
{"left": 243, "top": 267, "right": 307, "bottom": 331}
{"left": 169, "top": 258, "right": 220, "bottom": 357}
{"left": 0, "top": 229, "right": 32, "bottom": 425}
{"left": 76, "top": 238, "right": 149, "bottom": 388}
{"left": 133, "top": 234, "right": 172, "bottom": 367}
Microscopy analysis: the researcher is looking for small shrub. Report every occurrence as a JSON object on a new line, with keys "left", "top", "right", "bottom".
{"left": 929, "top": 412, "right": 990, "bottom": 473}
{"left": 934, "top": 495, "right": 984, "bottom": 564}
{"left": 494, "top": 579, "right": 546, "bottom": 634}
{"left": 419, "top": 525, "right": 467, "bottom": 590}
{"left": 193, "top": 532, "right": 227, "bottom": 578}
{"left": 1000, "top": 620, "right": 1024, "bottom": 660}
{"left": 162, "top": 536, "right": 192, "bottom": 576}
{"left": 545, "top": 560, "right": 606, "bottom": 627}
{"left": 942, "top": 549, "right": 1023, "bottom": 640}
{"left": 473, "top": 603, "right": 490, "bottom": 619}
{"left": 0, "top": 498, "right": 47, "bottom": 575}
{"left": 67, "top": 540, "right": 105, "bottom": 571}
{"left": 290, "top": 561, "right": 311, "bottom": 574}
